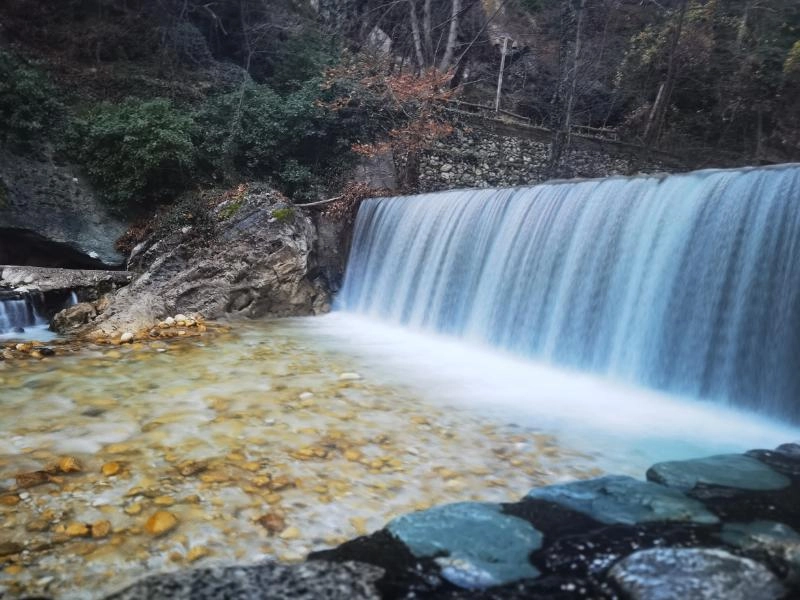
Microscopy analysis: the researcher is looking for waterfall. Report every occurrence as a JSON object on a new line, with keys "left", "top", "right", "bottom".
{"left": 338, "top": 165, "right": 800, "bottom": 422}
{"left": 0, "top": 293, "right": 48, "bottom": 335}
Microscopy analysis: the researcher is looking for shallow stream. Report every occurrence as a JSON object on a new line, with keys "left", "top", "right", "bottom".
{"left": 0, "top": 314, "right": 797, "bottom": 598}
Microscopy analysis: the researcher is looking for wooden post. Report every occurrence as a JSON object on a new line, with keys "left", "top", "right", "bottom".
{"left": 494, "top": 36, "right": 509, "bottom": 112}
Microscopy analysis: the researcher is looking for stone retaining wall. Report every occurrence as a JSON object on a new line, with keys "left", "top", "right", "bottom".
{"left": 418, "top": 119, "right": 683, "bottom": 192}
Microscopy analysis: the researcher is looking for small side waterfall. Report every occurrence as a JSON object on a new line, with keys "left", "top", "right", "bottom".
{"left": 338, "top": 165, "right": 800, "bottom": 422}
{"left": 0, "top": 293, "right": 48, "bottom": 335}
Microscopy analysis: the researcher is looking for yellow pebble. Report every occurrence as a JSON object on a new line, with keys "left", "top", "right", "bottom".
{"left": 279, "top": 526, "right": 300, "bottom": 540}
{"left": 187, "top": 546, "right": 211, "bottom": 562}
{"left": 91, "top": 520, "right": 112, "bottom": 538}
{"left": 154, "top": 496, "right": 175, "bottom": 506}
{"left": 101, "top": 462, "right": 121, "bottom": 477}
{"left": 343, "top": 449, "right": 363, "bottom": 462}
{"left": 58, "top": 456, "right": 82, "bottom": 473}
{"left": 350, "top": 517, "right": 368, "bottom": 536}
{"left": 124, "top": 503, "right": 143, "bottom": 516}
{"left": 252, "top": 475, "right": 272, "bottom": 488}
{"left": 144, "top": 511, "right": 178, "bottom": 536}
{"left": 65, "top": 522, "right": 90, "bottom": 537}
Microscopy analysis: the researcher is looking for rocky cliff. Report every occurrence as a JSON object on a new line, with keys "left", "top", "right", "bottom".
{"left": 0, "top": 146, "right": 128, "bottom": 267}
{"left": 78, "top": 186, "right": 334, "bottom": 337}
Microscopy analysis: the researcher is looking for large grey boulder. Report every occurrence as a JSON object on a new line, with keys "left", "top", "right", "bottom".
{"left": 386, "top": 502, "right": 542, "bottom": 588}
{"left": 0, "top": 147, "right": 127, "bottom": 266}
{"left": 646, "top": 454, "right": 791, "bottom": 491}
{"left": 526, "top": 475, "right": 719, "bottom": 526}
{"left": 608, "top": 548, "right": 785, "bottom": 600}
{"left": 89, "top": 187, "right": 332, "bottom": 336}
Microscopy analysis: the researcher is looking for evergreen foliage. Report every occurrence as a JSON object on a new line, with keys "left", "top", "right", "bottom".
{"left": 0, "top": 51, "right": 61, "bottom": 147}
{"left": 194, "top": 78, "right": 355, "bottom": 201}
{"left": 66, "top": 98, "right": 196, "bottom": 210}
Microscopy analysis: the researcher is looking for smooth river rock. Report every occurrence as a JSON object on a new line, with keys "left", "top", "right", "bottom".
{"left": 526, "top": 475, "right": 719, "bottom": 526}
{"left": 720, "top": 520, "right": 800, "bottom": 574}
{"left": 387, "top": 502, "right": 542, "bottom": 588}
{"left": 608, "top": 547, "right": 785, "bottom": 600}
{"left": 646, "top": 454, "right": 791, "bottom": 491}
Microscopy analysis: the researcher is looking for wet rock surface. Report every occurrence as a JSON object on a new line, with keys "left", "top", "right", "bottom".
{"left": 525, "top": 475, "right": 719, "bottom": 526}
{"left": 386, "top": 502, "right": 542, "bottom": 588}
{"left": 608, "top": 548, "right": 785, "bottom": 600}
{"left": 89, "top": 187, "right": 332, "bottom": 337}
{"left": 104, "top": 561, "right": 383, "bottom": 600}
{"left": 646, "top": 454, "right": 791, "bottom": 491}
{"left": 310, "top": 444, "right": 800, "bottom": 600}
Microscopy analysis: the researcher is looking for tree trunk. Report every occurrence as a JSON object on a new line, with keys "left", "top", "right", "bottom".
{"left": 549, "top": 0, "right": 586, "bottom": 173}
{"left": 408, "top": 0, "right": 426, "bottom": 70}
{"left": 423, "top": 0, "right": 433, "bottom": 63}
{"left": 644, "top": 0, "right": 688, "bottom": 147}
{"left": 439, "top": 0, "right": 461, "bottom": 72}
{"left": 562, "top": 0, "right": 586, "bottom": 146}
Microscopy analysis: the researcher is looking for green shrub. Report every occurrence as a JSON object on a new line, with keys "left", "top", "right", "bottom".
{"left": 66, "top": 98, "right": 196, "bottom": 211}
{"left": 0, "top": 51, "right": 62, "bottom": 147}
{"left": 268, "top": 32, "right": 337, "bottom": 93}
{"left": 194, "top": 79, "right": 352, "bottom": 199}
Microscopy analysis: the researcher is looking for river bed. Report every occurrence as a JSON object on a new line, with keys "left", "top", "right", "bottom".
{"left": 1, "top": 314, "right": 797, "bottom": 599}
{"left": 0, "top": 318, "right": 600, "bottom": 599}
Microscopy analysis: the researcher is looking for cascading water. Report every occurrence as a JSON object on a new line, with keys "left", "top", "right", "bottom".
{"left": 0, "top": 293, "right": 48, "bottom": 335}
{"left": 338, "top": 164, "right": 800, "bottom": 423}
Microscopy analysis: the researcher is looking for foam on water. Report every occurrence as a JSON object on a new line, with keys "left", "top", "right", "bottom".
{"left": 286, "top": 313, "right": 800, "bottom": 471}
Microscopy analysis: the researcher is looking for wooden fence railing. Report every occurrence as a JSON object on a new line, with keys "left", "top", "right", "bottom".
{"left": 442, "top": 100, "right": 620, "bottom": 141}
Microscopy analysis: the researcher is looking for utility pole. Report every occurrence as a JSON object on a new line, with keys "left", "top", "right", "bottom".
{"left": 494, "top": 35, "right": 509, "bottom": 112}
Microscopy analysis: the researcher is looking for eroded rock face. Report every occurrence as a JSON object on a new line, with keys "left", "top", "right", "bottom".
{"left": 0, "top": 147, "right": 127, "bottom": 267}
{"left": 89, "top": 188, "right": 332, "bottom": 336}
{"left": 0, "top": 266, "right": 131, "bottom": 295}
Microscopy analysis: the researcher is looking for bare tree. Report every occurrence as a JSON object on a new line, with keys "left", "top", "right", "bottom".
{"left": 643, "top": 0, "right": 688, "bottom": 146}
{"left": 548, "top": 0, "right": 586, "bottom": 173}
